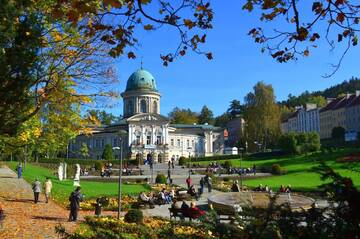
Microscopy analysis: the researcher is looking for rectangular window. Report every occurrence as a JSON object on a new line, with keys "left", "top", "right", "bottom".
{"left": 113, "top": 138, "right": 117, "bottom": 147}
{"left": 156, "top": 135, "right": 162, "bottom": 145}
{"left": 177, "top": 139, "right": 181, "bottom": 147}
{"left": 136, "top": 135, "right": 141, "bottom": 145}
{"left": 96, "top": 139, "right": 100, "bottom": 148}
{"left": 192, "top": 140, "right": 195, "bottom": 147}
{"left": 170, "top": 139, "right": 174, "bottom": 146}
{"left": 187, "top": 139, "right": 190, "bottom": 148}
{"left": 146, "top": 135, "right": 151, "bottom": 145}
{"left": 101, "top": 139, "right": 105, "bottom": 148}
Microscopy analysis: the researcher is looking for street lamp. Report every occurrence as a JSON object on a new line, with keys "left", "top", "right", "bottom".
{"left": 113, "top": 145, "right": 122, "bottom": 219}
{"left": 238, "top": 147, "right": 244, "bottom": 191}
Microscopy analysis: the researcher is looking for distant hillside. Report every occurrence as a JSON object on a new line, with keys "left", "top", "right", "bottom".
{"left": 280, "top": 77, "right": 360, "bottom": 108}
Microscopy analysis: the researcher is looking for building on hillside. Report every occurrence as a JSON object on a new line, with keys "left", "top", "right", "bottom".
{"left": 225, "top": 116, "right": 245, "bottom": 147}
{"left": 319, "top": 93, "right": 359, "bottom": 139}
{"left": 281, "top": 104, "right": 320, "bottom": 134}
{"left": 69, "top": 68, "right": 225, "bottom": 162}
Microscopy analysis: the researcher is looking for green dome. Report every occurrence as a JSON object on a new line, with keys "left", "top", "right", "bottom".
{"left": 125, "top": 69, "right": 157, "bottom": 91}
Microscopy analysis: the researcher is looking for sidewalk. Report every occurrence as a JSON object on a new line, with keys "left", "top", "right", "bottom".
{"left": 0, "top": 166, "right": 79, "bottom": 239}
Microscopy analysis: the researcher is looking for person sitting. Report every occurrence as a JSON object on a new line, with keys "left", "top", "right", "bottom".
{"left": 188, "top": 201, "right": 205, "bottom": 219}
{"left": 181, "top": 200, "right": 189, "bottom": 210}
{"left": 187, "top": 185, "right": 196, "bottom": 196}
{"left": 171, "top": 199, "right": 181, "bottom": 209}
{"left": 139, "top": 191, "right": 152, "bottom": 204}
{"left": 279, "top": 185, "right": 286, "bottom": 193}
{"left": 231, "top": 180, "right": 240, "bottom": 192}
{"left": 159, "top": 188, "right": 171, "bottom": 204}
{"left": 255, "top": 184, "right": 264, "bottom": 191}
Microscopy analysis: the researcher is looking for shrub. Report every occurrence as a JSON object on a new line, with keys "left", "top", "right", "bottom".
{"left": 271, "top": 164, "right": 287, "bottom": 175}
{"left": 124, "top": 209, "right": 143, "bottom": 223}
{"left": 223, "top": 177, "right": 230, "bottom": 182}
{"left": 223, "top": 160, "right": 232, "bottom": 170}
{"left": 178, "top": 156, "right": 187, "bottom": 166}
{"left": 155, "top": 174, "right": 167, "bottom": 184}
{"left": 94, "top": 161, "right": 104, "bottom": 171}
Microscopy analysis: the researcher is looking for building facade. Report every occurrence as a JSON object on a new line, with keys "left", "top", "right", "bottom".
{"left": 69, "top": 69, "right": 225, "bottom": 162}
{"left": 281, "top": 104, "right": 320, "bottom": 135}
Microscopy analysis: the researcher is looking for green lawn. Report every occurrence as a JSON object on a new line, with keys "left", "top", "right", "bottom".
{"left": 4, "top": 162, "right": 149, "bottom": 207}
{"left": 193, "top": 148, "right": 360, "bottom": 191}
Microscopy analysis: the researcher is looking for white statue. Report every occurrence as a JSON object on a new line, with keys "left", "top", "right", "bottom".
{"left": 73, "top": 164, "right": 81, "bottom": 186}
{"left": 58, "top": 164, "right": 64, "bottom": 181}
{"left": 63, "top": 163, "right": 67, "bottom": 180}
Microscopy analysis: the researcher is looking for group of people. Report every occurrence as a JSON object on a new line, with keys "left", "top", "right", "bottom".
{"left": 171, "top": 200, "right": 205, "bottom": 219}
{"left": 253, "top": 184, "right": 271, "bottom": 192}
{"left": 31, "top": 177, "right": 53, "bottom": 204}
{"left": 139, "top": 187, "right": 176, "bottom": 205}
{"left": 100, "top": 163, "right": 113, "bottom": 177}
{"left": 279, "top": 184, "right": 292, "bottom": 193}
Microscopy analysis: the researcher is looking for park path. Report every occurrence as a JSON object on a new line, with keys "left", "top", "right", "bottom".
{"left": 0, "top": 166, "right": 120, "bottom": 239}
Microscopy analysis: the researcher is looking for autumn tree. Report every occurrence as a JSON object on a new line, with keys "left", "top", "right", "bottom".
{"left": 243, "top": 0, "right": 360, "bottom": 77}
{"left": 198, "top": 105, "right": 214, "bottom": 125}
{"left": 214, "top": 113, "right": 232, "bottom": 127}
{"left": 87, "top": 110, "right": 120, "bottom": 125}
{"left": 244, "top": 81, "right": 281, "bottom": 151}
{"left": 168, "top": 107, "right": 198, "bottom": 124}
{"left": 0, "top": 0, "right": 213, "bottom": 136}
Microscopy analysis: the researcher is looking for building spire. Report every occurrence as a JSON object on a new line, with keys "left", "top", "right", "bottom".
{"left": 140, "top": 57, "right": 143, "bottom": 69}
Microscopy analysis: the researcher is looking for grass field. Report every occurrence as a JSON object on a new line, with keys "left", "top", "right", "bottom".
{"left": 193, "top": 148, "right": 360, "bottom": 191}
{"left": 4, "top": 162, "right": 150, "bottom": 207}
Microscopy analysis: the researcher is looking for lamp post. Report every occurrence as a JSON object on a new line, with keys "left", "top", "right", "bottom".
{"left": 113, "top": 145, "right": 122, "bottom": 219}
{"left": 238, "top": 147, "right": 244, "bottom": 191}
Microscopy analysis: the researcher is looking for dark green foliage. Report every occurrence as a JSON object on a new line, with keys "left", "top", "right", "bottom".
{"left": 0, "top": 1, "right": 43, "bottom": 135}
{"left": 155, "top": 174, "right": 167, "bottom": 184}
{"left": 280, "top": 77, "right": 360, "bottom": 108}
{"left": 124, "top": 209, "right": 143, "bottom": 224}
{"left": 94, "top": 161, "right": 104, "bottom": 171}
{"left": 279, "top": 132, "right": 320, "bottom": 154}
{"left": 332, "top": 126, "right": 345, "bottom": 140}
{"left": 271, "top": 164, "right": 286, "bottom": 175}
{"left": 102, "top": 144, "right": 114, "bottom": 160}
{"left": 223, "top": 160, "right": 232, "bottom": 170}
{"left": 278, "top": 133, "right": 297, "bottom": 154}
{"left": 178, "top": 156, "right": 187, "bottom": 166}
{"left": 198, "top": 105, "right": 214, "bottom": 125}
{"left": 86, "top": 110, "right": 121, "bottom": 125}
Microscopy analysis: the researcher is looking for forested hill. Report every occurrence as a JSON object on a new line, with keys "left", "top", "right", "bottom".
{"left": 280, "top": 77, "right": 360, "bottom": 108}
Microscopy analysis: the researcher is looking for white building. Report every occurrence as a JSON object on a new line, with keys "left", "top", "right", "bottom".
{"left": 69, "top": 68, "right": 225, "bottom": 162}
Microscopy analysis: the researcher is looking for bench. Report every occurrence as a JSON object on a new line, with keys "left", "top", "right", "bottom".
{"left": 169, "top": 208, "right": 205, "bottom": 221}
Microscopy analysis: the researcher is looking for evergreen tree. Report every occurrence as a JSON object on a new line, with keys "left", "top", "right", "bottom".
{"left": 198, "top": 105, "right": 214, "bottom": 125}
{"left": 102, "top": 144, "right": 114, "bottom": 160}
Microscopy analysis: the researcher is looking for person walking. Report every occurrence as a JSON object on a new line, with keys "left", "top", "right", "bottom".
{"left": 44, "top": 177, "right": 53, "bottom": 203}
{"left": 168, "top": 160, "right": 171, "bottom": 169}
{"left": 171, "top": 157, "right": 175, "bottom": 169}
{"left": 16, "top": 163, "right": 22, "bottom": 179}
{"left": 32, "top": 178, "right": 41, "bottom": 204}
{"left": 68, "top": 187, "right": 83, "bottom": 222}
{"left": 199, "top": 177, "right": 205, "bottom": 195}
{"left": 186, "top": 176, "right": 192, "bottom": 189}
{"left": 207, "top": 176, "right": 212, "bottom": 193}
{"left": 167, "top": 168, "right": 172, "bottom": 184}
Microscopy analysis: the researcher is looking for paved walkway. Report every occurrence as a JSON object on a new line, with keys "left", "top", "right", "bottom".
{"left": 0, "top": 166, "right": 121, "bottom": 239}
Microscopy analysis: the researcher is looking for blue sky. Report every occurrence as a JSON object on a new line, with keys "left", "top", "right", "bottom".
{"left": 104, "top": 0, "right": 360, "bottom": 117}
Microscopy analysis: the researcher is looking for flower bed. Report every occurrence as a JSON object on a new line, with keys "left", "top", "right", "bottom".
{"left": 67, "top": 216, "right": 216, "bottom": 239}
{"left": 80, "top": 196, "right": 137, "bottom": 211}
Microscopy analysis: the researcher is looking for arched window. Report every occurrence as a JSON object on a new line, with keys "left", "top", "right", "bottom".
{"left": 140, "top": 99, "right": 147, "bottom": 113}
{"left": 153, "top": 101, "right": 158, "bottom": 114}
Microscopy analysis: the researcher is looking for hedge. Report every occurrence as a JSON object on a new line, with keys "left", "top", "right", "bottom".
{"left": 35, "top": 157, "right": 121, "bottom": 166}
